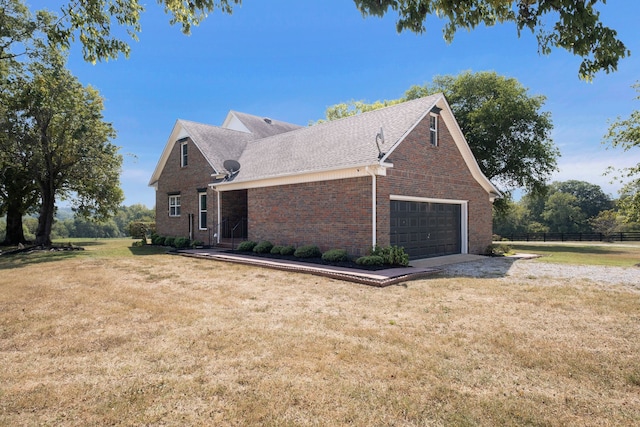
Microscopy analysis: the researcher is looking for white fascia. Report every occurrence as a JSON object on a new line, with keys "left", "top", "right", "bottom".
{"left": 209, "top": 164, "right": 389, "bottom": 192}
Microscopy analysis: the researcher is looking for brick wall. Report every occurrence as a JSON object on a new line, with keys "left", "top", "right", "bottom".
{"left": 155, "top": 138, "right": 215, "bottom": 243}
{"left": 247, "top": 177, "right": 372, "bottom": 256}
{"left": 376, "top": 114, "right": 494, "bottom": 254}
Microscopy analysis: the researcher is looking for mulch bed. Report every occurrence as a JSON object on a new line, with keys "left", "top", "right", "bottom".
{"left": 226, "top": 250, "right": 404, "bottom": 271}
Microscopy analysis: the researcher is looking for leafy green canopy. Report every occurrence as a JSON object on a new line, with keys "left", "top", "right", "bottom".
{"left": 605, "top": 82, "right": 640, "bottom": 221}
{"left": 324, "top": 71, "right": 559, "bottom": 202}
{"left": 43, "top": 0, "right": 241, "bottom": 63}
{"left": 354, "top": 0, "right": 630, "bottom": 80}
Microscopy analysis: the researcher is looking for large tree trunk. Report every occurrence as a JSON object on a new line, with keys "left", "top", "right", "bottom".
{"left": 3, "top": 200, "right": 27, "bottom": 245}
{"left": 35, "top": 184, "right": 55, "bottom": 247}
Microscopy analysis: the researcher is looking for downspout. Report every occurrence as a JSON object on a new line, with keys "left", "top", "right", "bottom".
{"left": 216, "top": 189, "right": 221, "bottom": 245}
{"left": 365, "top": 166, "right": 377, "bottom": 249}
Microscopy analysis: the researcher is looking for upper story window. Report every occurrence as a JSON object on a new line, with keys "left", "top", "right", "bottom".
{"left": 198, "top": 192, "right": 207, "bottom": 230}
{"left": 181, "top": 141, "right": 188, "bottom": 167}
{"left": 429, "top": 113, "right": 438, "bottom": 147}
{"left": 169, "top": 194, "right": 181, "bottom": 217}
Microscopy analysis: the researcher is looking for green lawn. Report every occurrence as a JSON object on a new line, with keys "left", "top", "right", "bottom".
{"left": 508, "top": 241, "right": 640, "bottom": 267}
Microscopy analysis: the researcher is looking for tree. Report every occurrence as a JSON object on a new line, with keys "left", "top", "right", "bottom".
{"left": 604, "top": 82, "right": 640, "bottom": 221}
{"left": 12, "top": 47, "right": 123, "bottom": 246}
{"left": 541, "top": 192, "right": 586, "bottom": 233}
{"left": 0, "top": 56, "right": 42, "bottom": 244}
{"left": 354, "top": 0, "right": 630, "bottom": 80}
{"left": 7, "top": 0, "right": 238, "bottom": 63}
{"left": 324, "top": 71, "right": 559, "bottom": 204}
{"left": 552, "top": 180, "right": 613, "bottom": 220}
{"left": 617, "top": 180, "right": 640, "bottom": 224}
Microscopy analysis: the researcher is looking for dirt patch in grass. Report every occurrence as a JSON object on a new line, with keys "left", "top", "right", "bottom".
{"left": 1, "top": 240, "right": 639, "bottom": 425}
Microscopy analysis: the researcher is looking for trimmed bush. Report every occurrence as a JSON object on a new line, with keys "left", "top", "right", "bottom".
{"left": 192, "top": 240, "right": 204, "bottom": 247}
{"left": 485, "top": 243, "right": 512, "bottom": 256}
{"left": 294, "top": 245, "right": 321, "bottom": 258}
{"left": 163, "top": 237, "right": 175, "bottom": 247}
{"left": 253, "top": 240, "right": 274, "bottom": 254}
{"left": 270, "top": 245, "right": 284, "bottom": 255}
{"left": 236, "top": 240, "right": 257, "bottom": 252}
{"left": 151, "top": 235, "right": 165, "bottom": 246}
{"left": 280, "top": 245, "right": 296, "bottom": 256}
{"left": 356, "top": 255, "right": 384, "bottom": 266}
{"left": 174, "top": 237, "right": 191, "bottom": 249}
{"left": 370, "top": 245, "right": 409, "bottom": 266}
{"left": 322, "top": 249, "right": 349, "bottom": 263}
{"left": 384, "top": 245, "right": 409, "bottom": 266}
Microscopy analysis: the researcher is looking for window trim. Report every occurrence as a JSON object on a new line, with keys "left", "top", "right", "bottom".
{"left": 180, "top": 141, "right": 188, "bottom": 167}
{"left": 169, "top": 194, "right": 181, "bottom": 217}
{"left": 198, "top": 191, "right": 207, "bottom": 230}
{"left": 429, "top": 113, "right": 438, "bottom": 147}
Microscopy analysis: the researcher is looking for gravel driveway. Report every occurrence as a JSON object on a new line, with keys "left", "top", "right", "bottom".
{"left": 440, "top": 257, "right": 640, "bottom": 291}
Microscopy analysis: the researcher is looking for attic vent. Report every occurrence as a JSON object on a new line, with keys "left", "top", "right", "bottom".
{"left": 263, "top": 117, "right": 272, "bottom": 124}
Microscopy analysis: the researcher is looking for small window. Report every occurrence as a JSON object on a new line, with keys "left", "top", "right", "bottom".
{"left": 198, "top": 192, "right": 207, "bottom": 230}
{"left": 181, "top": 142, "right": 188, "bottom": 167}
{"left": 429, "top": 114, "right": 438, "bottom": 147}
{"left": 169, "top": 195, "right": 181, "bottom": 217}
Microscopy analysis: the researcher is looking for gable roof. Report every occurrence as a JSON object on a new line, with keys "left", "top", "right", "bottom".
{"left": 222, "top": 111, "right": 303, "bottom": 138}
{"left": 149, "top": 95, "right": 501, "bottom": 199}
{"left": 229, "top": 95, "right": 443, "bottom": 184}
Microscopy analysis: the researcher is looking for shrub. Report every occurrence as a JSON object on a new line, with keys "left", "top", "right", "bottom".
{"left": 384, "top": 245, "right": 409, "bottom": 266}
{"left": 151, "top": 235, "right": 165, "bottom": 246}
{"left": 192, "top": 240, "right": 204, "bottom": 247}
{"left": 270, "top": 245, "right": 284, "bottom": 255}
{"left": 237, "top": 241, "right": 257, "bottom": 252}
{"left": 280, "top": 245, "right": 296, "bottom": 256}
{"left": 129, "top": 221, "right": 156, "bottom": 239}
{"left": 369, "top": 245, "right": 409, "bottom": 266}
{"left": 174, "top": 237, "right": 191, "bottom": 249}
{"left": 485, "top": 243, "right": 512, "bottom": 256}
{"left": 163, "top": 237, "right": 175, "bottom": 247}
{"left": 253, "top": 240, "right": 274, "bottom": 254}
{"left": 294, "top": 245, "right": 321, "bottom": 258}
{"left": 356, "top": 255, "right": 384, "bottom": 266}
{"left": 322, "top": 249, "right": 349, "bottom": 263}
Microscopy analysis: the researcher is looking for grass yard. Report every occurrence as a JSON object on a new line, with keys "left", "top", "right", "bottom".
{"left": 509, "top": 241, "right": 640, "bottom": 267}
{"left": 1, "top": 239, "right": 639, "bottom": 425}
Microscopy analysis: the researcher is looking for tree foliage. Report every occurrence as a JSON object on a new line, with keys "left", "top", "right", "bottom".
{"left": 3, "top": 47, "right": 124, "bottom": 246}
{"left": 324, "top": 71, "right": 559, "bottom": 203}
{"left": 493, "top": 180, "right": 630, "bottom": 236}
{"left": 353, "top": 0, "right": 630, "bottom": 80}
{"left": 29, "top": 0, "right": 241, "bottom": 63}
{"left": 604, "top": 82, "right": 640, "bottom": 221}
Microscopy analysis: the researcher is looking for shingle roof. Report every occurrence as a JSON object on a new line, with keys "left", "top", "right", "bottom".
{"left": 178, "top": 119, "right": 255, "bottom": 174}
{"left": 228, "top": 111, "right": 303, "bottom": 138}
{"left": 230, "top": 94, "right": 441, "bottom": 183}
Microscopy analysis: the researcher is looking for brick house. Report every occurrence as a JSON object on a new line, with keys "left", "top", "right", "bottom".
{"left": 149, "top": 94, "right": 501, "bottom": 259}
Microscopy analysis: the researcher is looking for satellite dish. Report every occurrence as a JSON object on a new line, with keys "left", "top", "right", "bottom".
{"left": 223, "top": 159, "right": 241, "bottom": 174}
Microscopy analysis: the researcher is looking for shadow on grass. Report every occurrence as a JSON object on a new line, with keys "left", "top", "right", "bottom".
{"left": 0, "top": 249, "right": 85, "bottom": 270}
{"left": 128, "top": 245, "right": 169, "bottom": 256}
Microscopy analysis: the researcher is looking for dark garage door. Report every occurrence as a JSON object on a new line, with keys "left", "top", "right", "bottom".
{"left": 390, "top": 200, "right": 461, "bottom": 259}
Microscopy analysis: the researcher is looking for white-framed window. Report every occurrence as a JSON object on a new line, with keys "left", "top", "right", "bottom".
{"left": 169, "top": 194, "right": 181, "bottom": 217}
{"left": 429, "top": 113, "right": 438, "bottom": 147}
{"left": 198, "top": 192, "right": 207, "bottom": 230}
{"left": 181, "top": 141, "right": 188, "bottom": 167}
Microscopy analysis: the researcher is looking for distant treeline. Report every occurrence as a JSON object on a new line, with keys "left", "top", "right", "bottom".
{"left": 0, "top": 204, "right": 154, "bottom": 242}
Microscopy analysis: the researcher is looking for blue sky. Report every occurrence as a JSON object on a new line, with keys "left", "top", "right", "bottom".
{"left": 33, "top": 1, "right": 640, "bottom": 208}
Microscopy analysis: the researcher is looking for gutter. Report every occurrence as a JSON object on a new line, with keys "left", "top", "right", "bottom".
{"left": 365, "top": 166, "right": 377, "bottom": 249}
